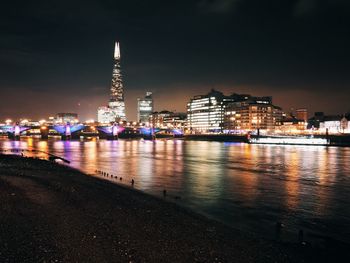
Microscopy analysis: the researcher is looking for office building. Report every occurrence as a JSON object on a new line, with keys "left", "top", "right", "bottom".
{"left": 187, "top": 90, "right": 236, "bottom": 133}
{"left": 137, "top": 92, "right": 153, "bottom": 123}
{"left": 224, "top": 96, "right": 276, "bottom": 132}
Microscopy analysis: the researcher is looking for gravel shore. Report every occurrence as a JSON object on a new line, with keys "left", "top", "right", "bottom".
{"left": 0, "top": 155, "right": 345, "bottom": 262}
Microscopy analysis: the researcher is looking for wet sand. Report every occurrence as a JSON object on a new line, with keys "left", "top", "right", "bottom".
{"left": 0, "top": 155, "right": 345, "bottom": 262}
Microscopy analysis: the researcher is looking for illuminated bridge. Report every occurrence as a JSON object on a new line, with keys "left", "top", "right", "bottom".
{"left": 0, "top": 123, "right": 184, "bottom": 140}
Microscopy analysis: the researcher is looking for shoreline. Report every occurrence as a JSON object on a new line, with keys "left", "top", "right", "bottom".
{"left": 2, "top": 134, "right": 350, "bottom": 147}
{"left": 0, "top": 154, "right": 348, "bottom": 262}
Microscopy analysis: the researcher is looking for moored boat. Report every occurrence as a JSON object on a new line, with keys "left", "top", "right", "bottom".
{"left": 249, "top": 136, "right": 329, "bottom": 146}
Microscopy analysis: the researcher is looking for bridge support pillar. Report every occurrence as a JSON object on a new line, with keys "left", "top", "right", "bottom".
{"left": 8, "top": 133, "right": 20, "bottom": 140}
{"left": 40, "top": 127, "right": 49, "bottom": 140}
{"left": 61, "top": 135, "right": 71, "bottom": 140}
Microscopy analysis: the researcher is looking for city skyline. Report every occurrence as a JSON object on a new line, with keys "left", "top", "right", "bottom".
{"left": 1, "top": 0, "right": 350, "bottom": 120}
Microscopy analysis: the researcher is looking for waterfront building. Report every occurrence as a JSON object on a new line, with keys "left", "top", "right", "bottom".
{"left": 163, "top": 112, "right": 187, "bottom": 129}
{"left": 149, "top": 110, "right": 173, "bottom": 128}
{"left": 187, "top": 90, "right": 280, "bottom": 134}
{"left": 97, "top": 42, "right": 126, "bottom": 123}
{"left": 273, "top": 106, "right": 284, "bottom": 127}
{"left": 187, "top": 90, "right": 236, "bottom": 133}
{"left": 278, "top": 117, "right": 306, "bottom": 134}
{"left": 137, "top": 92, "right": 153, "bottom": 123}
{"left": 224, "top": 97, "right": 276, "bottom": 133}
{"left": 296, "top": 108, "right": 308, "bottom": 122}
{"left": 224, "top": 95, "right": 283, "bottom": 133}
{"left": 148, "top": 111, "right": 187, "bottom": 129}
{"left": 319, "top": 115, "right": 350, "bottom": 134}
{"left": 55, "top": 113, "right": 78, "bottom": 124}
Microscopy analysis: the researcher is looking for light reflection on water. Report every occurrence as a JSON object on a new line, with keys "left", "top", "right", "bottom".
{"left": 1, "top": 137, "right": 350, "bottom": 244}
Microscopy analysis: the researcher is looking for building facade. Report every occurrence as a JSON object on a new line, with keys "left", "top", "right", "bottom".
{"left": 149, "top": 111, "right": 173, "bottom": 128}
{"left": 137, "top": 92, "right": 153, "bottom": 123}
{"left": 319, "top": 116, "right": 350, "bottom": 134}
{"left": 187, "top": 90, "right": 283, "bottom": 134}
{"left": 278, "top": 118, "right": 306, "bottom": 134}
{"left": 224, "top": 97, "right": 276, "bottom": 133}
{"left": 187, "top": 90, "right": 236, "bottom": 133}
{"left": 163, "top": 112, "right": 187, "bottom": 129}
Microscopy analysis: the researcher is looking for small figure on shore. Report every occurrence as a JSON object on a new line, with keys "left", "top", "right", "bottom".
{"left": 114, "top": 176, "right": 118, "bottom": 179}
{"left": 163, "top": 189, "right": 167, "bottom": 197}
{"left": 120, "top": 177, "right": 122, "bottom": 181}
{"left": 131, "top": 179, "right": 134, "bottom": 186}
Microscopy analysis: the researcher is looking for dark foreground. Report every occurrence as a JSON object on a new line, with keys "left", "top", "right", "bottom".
{"left": 0, "top": 155, "right": 347, "bottom": 262}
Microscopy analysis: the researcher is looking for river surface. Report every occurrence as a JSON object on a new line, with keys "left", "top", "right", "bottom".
{"left": 1, "top": 137, "right": 350, "bottom": 244}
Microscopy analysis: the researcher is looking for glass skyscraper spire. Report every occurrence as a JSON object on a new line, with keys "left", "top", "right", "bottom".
{"left": 108, "top": 42, "right": 126, "bottom": 120}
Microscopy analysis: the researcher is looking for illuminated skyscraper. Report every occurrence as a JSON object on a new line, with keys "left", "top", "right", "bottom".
{"left": 97, "top": 42, "right": 126, "bottom": 123}
{"left": 108, "top": 42, "right": 126, "bottom": 121}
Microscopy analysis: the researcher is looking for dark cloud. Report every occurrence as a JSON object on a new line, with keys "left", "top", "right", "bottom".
{"left": 197, "top": 0, "right": 240, "bottom": 13}
{"left": 0, "top": 0, "right": 349, "bottom": 120}
{"left": 294, "top": 0, "right": 350, "bottom": 16}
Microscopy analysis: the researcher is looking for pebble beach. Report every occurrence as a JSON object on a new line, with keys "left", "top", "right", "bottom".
{"left": 0, "top": 154, "right": 346, "bottom": 262}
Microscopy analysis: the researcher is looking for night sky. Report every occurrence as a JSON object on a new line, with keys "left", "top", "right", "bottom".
{"left": 1, "top": 0, "right": 349, "bottom": 121}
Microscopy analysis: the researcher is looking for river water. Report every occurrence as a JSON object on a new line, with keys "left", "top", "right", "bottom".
{"left": 1, "top": 137, "right": 349, "bottom": 244}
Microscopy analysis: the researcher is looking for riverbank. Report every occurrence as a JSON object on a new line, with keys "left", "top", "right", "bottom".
{"left": 0, "top": 155, "right": 347, "bottom": 262}
{"left": 184, "top": 134, "right": 350, "bottom": 146}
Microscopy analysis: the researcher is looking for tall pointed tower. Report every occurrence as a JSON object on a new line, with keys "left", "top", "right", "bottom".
{"left": 108, "top": 42, "right": 126, "bottom": 120}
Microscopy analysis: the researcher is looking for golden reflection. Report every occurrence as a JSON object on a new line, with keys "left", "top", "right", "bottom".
{"left": 184, "top": 141, "right": 224, "bottom": 201}
{"left": 83, "top": 141, "right": 97, "bottom": 173}
{"left": 227, "top": 144, "right": 258, "bottom": 204}
{"left": 26, "top": 137, "right": 34, "bottom": 148}
{"left": 313, "top": 147, "right": 333, "bottom": 217}
{"left": 137, "top": 140, "right": 154, "bottom": 189}
{"left": 37, "top": 140, "right": 49, "bottom": 159}
{"left": 284, "top": 148, "right": 300, "bottom": 211}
